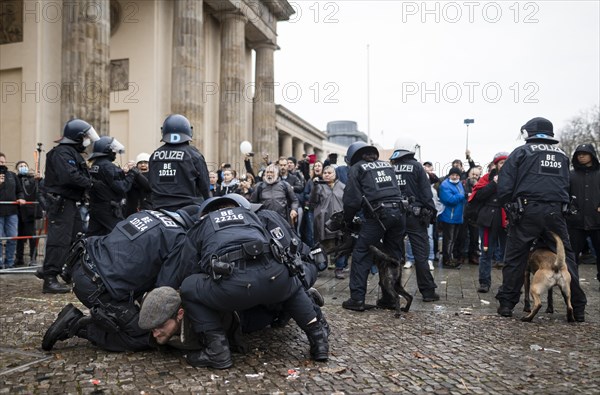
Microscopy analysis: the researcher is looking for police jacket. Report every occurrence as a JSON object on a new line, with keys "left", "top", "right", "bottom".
{"left": 16, "top": 174, "right": 43, "bottom": 221}
{"left": 342, "top": 159, "right": 402, "bottom": 221}
{"left": 43, "top": 144, "right": 92, "bottom": 201}
{"left": 250, "top": 180, "right": 299, "bottom": 221}
{"left": 0, "top": 171, "right": 24, "bottom": 216}
{"left": 125, "top": 171, "right": 152, "bottom": 217}
{"left": 256, "top": 208, "right": 313, "bottom": 260}
{"left": 438, "top": 178, "right": 466, "bottom": 224}
{"left": 88, "top": 210, "right": 196, "bottom": 302}
{"left": 89, "top": 158, "right": 135, "bottom": 205}
{"left": 567, "top": 144, "right": 600, "bottom": 230}
{"left": 148, "top": 143, "right": 210, "bottom": 210}
{"left": 497, "top": 140, "right": 570, "bottom": 205}
{"left": 185, "top": 206, "right": 272, "bottom": 273}
{"left": 392, "top": 156, "right": 435, "bottom": 212}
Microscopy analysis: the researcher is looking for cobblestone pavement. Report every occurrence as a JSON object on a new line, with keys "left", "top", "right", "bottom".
{"left": 1, "top": 263, "right": 598, "bottom": 394}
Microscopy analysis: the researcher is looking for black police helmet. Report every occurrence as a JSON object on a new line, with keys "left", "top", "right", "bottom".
{"left": 161, "top": 114, "right": 193, "bottom": 144}
{"left": 175, "top": 205, "right": 202, "bottom": 228}
{"left": 199, "top": 195, "right": 250, "bottom": 216}
{"left": 522, "top": 117, "right": 558, "bottom": 143}
{"left": 345, "top": 141, "right": 379, "bottom": 166}
{"left": 57, "top": 118, "right": 92, "bottom": 144}
{"left": 88, "top": 136, "right": 114, "bottom": 159}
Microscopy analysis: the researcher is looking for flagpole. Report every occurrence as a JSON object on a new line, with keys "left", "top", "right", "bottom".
{"left": 367, "top": 44, "right": 371, "bottom": 145}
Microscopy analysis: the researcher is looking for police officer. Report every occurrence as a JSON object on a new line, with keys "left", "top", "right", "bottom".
{"left": 39, "top": 119, "right": 96, "bottom": 293}
{"left": 496, "top": 117, "right": 587, "bottom": 321}
{"left": 87, "top": 136, "right": 136, "bottom": 236}
{"left": 148, "top": 114, "right": 210, "bottom": 211}
{"left": 179, "top": 195, "right": 329, "bottom": 369}
{"left": 41, "top": 206, "right": 200, "bottom": 352}
{"left": 389, "top": 138, "right": 439, "bottom": 303}
{"left": 341, "top": 142, "right": 405, "bottom": 311}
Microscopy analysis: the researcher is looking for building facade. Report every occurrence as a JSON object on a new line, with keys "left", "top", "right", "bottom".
{"left": 0, "top": 0, "right": 343, "bottom": 173}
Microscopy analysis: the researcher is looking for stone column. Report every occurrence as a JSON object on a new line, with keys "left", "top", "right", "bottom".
{"left": 61, "top": 0, "right": 110, "bottom": 133}
{"left": 252, "top": 42, "right": 277, "bottom": 158}
{"left": 293, "top": 138, "right": 304, "bottom": 160}
{"left": 172, "top": 0, "right": 204, "bottom": 148}
{"left": 218, "top": 12, "right": 247, "bottom": 164}
{"left": 279, "top": 132, "right": 292, "bottom": 158}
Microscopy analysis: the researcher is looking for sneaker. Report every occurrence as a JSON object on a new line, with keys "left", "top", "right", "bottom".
{"left": 477, "top": 284, "right": 490, "bottom": 293}
{"left": 334, "top": 269, "right": 345, "bottom": 279}
{"left": 497, "top": 305, "right": 513, "bottom": 317}
{"left": 342, "top": 298, "right": 365, "bottom": 312}
{"left": 422, "top": 292, "right": 440, "bottom": 302}
{"left": 403, "top": 260, "right": 414, "bottom": 269}
{"left": 428, "top": 260, "right": 434, "bottom": 271}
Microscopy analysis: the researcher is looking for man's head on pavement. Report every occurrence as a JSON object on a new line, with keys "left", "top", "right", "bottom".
{"left": 139, "top": 287, "right": 183, "bottom": 345}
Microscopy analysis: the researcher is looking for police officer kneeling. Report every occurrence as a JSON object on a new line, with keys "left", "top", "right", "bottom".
{"left": 41, "top": 206, "right": 200, "bottom": 352}
{"left": 178, "top": 195, "right": 329, "bottom": 369}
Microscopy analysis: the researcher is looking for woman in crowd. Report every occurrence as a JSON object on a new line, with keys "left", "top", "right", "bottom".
{"left": 301, "top": 161, "right": 324, "bottom": 247}
{"left": 15, "top": 161, "right": 43, "bottom": 266}
{"left": 438, "top": 167, "right": 466, "bottom": 269}
{"left": 310, "top": 165, "right": 346, "bottom": 279}
{"left": 234, "top": 173, "right": 255, "bottom": 201}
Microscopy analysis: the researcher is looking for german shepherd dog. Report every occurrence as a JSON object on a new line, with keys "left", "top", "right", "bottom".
{"left": 522, "top": 232, "right": 575, "bottom": 322}
{"left": 320, "top": 212, "right": 413, "bottom": 318}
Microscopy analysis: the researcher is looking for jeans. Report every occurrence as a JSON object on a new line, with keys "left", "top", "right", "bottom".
{"left": 0, "top": 214, "right": 18, "bottom": 267}
{"left": 478, "top": 226, "right": 506, "bottom": 287}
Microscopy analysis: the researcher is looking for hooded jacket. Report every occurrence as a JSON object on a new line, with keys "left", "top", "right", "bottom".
{"left": 567, "top": 144, "right": 600, "bottom": 230}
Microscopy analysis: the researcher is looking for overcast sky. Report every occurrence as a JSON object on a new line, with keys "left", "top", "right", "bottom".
{"left": 273, "top": 0, "right": 600, "bottom": 174}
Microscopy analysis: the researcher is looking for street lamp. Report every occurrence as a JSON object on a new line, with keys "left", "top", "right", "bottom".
{"left": 464, "top": 118, "right": 474, "bottom": 152}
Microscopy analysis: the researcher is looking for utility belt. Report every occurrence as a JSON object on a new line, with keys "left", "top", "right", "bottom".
{"left": 505, "top": 197, "right": 572, "bottom": 225}
{"left": 373, "top": 201, "right": 402, "bottom": 211}
{"left": 210, "top": 241, "right": 272, "bottom": 280}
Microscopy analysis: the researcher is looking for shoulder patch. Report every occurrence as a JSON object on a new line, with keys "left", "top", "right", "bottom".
{"left": 269, "top": 226, "right": 285, "bottom": 240}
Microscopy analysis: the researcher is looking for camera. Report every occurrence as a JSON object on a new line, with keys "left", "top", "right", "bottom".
{"left": 0, "top": 165, "right": 7, "bottom": 175}
{"left": 248, "top": 152, "right": 254, "bottom": 157}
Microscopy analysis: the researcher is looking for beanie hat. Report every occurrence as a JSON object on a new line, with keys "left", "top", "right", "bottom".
{"left": 448, "top": 167, "right": 462, "bottom": 177}
{"left": 493, "top": 152, "right": 509, "bottom": 165}
{"left": 139, "top": 287, "right": 181, "bottom": 330}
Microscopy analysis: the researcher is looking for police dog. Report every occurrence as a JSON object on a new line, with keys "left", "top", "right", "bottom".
{"left": 522, "top": 232, "right": 575, "bottom": 322}
{"left": 320, "top": 212, "right": 413, "bottom": 318}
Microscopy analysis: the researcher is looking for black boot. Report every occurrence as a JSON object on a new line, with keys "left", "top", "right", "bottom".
{"left": 223, "top": 312, "right": 248, "bottom": 354}
{"left": 42, "top": 304, "right": 83, "bottom": 350}
{"left": 186, "top": 331, "right": 233, "bottom": 369}
{"left": 305, "top": 320, "right": 329, "bottom": 362}
{"left": 43, "top": 275, "right": 71, "bottom": 294}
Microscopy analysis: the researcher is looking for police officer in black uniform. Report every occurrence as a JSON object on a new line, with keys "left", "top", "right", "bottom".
{"left": 40, "top": 119, "right": 96, "bottom": 293}
{"left": 41, "top": 206, "right": 200, "bottom": 352}
{"left": 148, "top": 114, "right": 210, "bottom": 211}
{"left": 341, "top": 142, "right": 406, "bottom": 311}
{"left": 179, "top": 195, "right": 329, "bottom": 369}
{"left": 87, "top": 136, "right": 136, "bottom": 236}
{"left": 389, "top": 139, "right": 439, "bottom": 303}
{"left": 496, "top": 117, "right": 587, "bottom": 321}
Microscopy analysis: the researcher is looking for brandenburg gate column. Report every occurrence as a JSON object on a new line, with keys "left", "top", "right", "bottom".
{"left": 61, "top": 0, "right": 110, "bottom": 133}
{"left": 252, "top": 42, "right": 277, "bottom": 158}
{"left": 218, "top": 12, "right": 248, "bottom": 164}
{"left": 172, "top": 0, "right": 204, "bottom": 148}
{"left": 279, "top": 133, "right": 293, "bottom": 158}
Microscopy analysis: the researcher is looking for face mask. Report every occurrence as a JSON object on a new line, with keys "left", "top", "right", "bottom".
{"left": 83, "top": 137, "right": 91, "bottom": 147}
{"left": 449, "top": 178, "right": 460, "bottom": 184}
{"left": 18, "top": 167, "right": 29, "bottom": 175}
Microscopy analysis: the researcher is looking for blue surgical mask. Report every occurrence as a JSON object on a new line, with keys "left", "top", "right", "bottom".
{"left": 449, "top": 178, "right": 460, "bottom": 184}
{"left": 18, "top": 167, "right": 29, "bottom": 175}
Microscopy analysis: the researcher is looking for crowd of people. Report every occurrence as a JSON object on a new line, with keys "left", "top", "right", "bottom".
{"left": 0, "top": 113, "right": 598, "bottom": 368}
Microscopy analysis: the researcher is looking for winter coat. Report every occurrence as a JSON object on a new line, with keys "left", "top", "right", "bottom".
{"left": 438, "top": 178, "right": 466, "bottom": 224}
{"left": 469, "top": 170, "right": 507, "bottom": 229}
{"left": 310, "top": 180, "right": 345, "bottom": 242}
{"left": 567, "top": 144, "right": 600, "bottom": 230}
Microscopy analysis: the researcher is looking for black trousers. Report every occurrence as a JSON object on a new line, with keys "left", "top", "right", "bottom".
{"left": 72, "top": 262, "right": 151, "bottom": 352}
{"left": 181, "top": 258, "right": 316, "bottom": 333}
{"left": 16, "top": 217, "right": 36, "bottom": 262}
{"left": 496, "top": 202, "right": 586, "bottom": 313}
{"left": 87, "top": 204, "right": 122, "bottom": 237}
{"left": 405, "top": 215, "right": 437, "bottom": 295}
{"left": 349, "top": 207, "right": 405, "bottom": 302}
{"left": 43, "top": 198, "right": 83, "bottom": 276}
{"left": 441, "top": 221, "right": 461, "bottom": 263}
{"left": 568, "top": 227, "right": 600, "bottom": 281}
